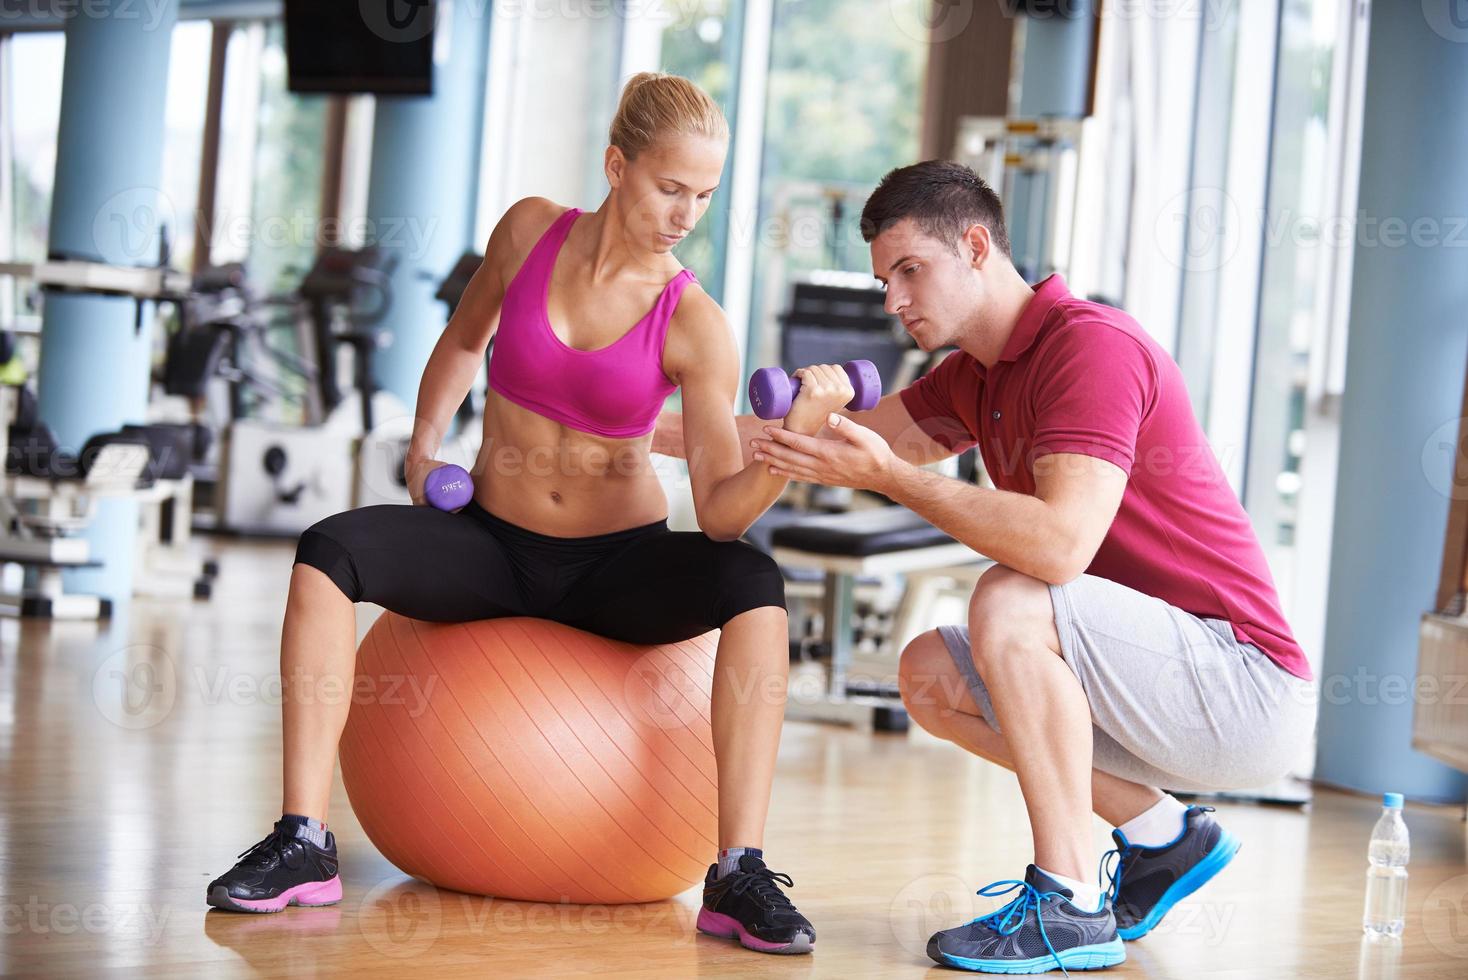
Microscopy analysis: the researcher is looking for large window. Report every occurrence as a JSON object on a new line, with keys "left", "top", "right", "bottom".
{"left": 1247, "top": 0, "right": 1338, "bottom": 551}
{"left": 476, "top": 2, "right": 623, "bottom": 241}
{"left": 747, "top": 0, "right": 928, "bottom": 367}
{"left": 657, "top": 0, "right": 745, "bottom": 303}
{"left": 160, "top": 20, "right": 212, "bottom": 271}
{"left": 2, "top": 32, "right": 65, "bottom": 265}
{"left": 245, "top": 22, "right": 328, "bottom": 293}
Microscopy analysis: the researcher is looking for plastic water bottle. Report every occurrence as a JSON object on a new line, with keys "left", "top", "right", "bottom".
{"left": 1362, "top": 792, "right": 1409, "bottom": 937}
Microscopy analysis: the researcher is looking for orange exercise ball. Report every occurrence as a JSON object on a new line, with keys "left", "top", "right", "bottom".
{"left": 339, "top": 614, "right": 720, "bottom": 904}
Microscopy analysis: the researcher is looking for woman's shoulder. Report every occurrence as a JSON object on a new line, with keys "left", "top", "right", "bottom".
{"left": 663, "top": 277, "right": 736, "bottom": 380}
{"left": 482, "top": 197, "right": 570, "bottom": 280}
{"left": 499, "top": 197, "right": 571, "bottom": 248}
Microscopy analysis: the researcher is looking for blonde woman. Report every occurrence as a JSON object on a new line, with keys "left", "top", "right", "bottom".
{"left": 204, "top": 73, "right": 847, "bottom": 954}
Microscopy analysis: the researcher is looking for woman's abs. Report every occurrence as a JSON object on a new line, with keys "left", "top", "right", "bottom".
{"left": 472, "top": 392, "right": 670, "bottom": 536}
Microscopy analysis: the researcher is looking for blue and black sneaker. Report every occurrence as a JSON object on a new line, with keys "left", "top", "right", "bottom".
{"left": 206, "top": 819, "right": 342, "bottom": 913}
{"left": 926, "top": 865, "right": 1125, "bottom": 974}
{"left": 696, "top": 854, "right": 815, "bottom": 954}
{"left": 1103, "top": 804, "right": 1240, "bottom": 941}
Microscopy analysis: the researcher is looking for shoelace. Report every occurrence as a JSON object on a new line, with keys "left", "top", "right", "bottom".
{"left": 1101, "top": 804, "right": 1215, "bottom": 909}
{"left": 235, "top": 823, "right": 298, "bottom": 868}
{"left": 1100, "top": 848, "right": 1124, "bottom": 910}
{"left": 728, "top": 866, "right": 798, "bottom": 913}
{"left": 972, "top": 879, "right": 1070, "bottom": 977}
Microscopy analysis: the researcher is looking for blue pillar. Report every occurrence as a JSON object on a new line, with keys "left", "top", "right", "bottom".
{"left": 1010, "top": 1, "right": 1094, "bottom": 279}
{"left": 1314, "top": 5, "right": 1468, "bottom": 802}
{"left": 37, "top": 2, "right": 178, "bottom": 606}
{"left": 365, "top": 1, "right": 491, "bottom": 415}
{"left": 1016, "top": 1, "right": 1095, "bottom": 120}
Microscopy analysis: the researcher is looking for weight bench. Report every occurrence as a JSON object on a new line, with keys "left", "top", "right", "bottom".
{"left": 770, "top": 505, "right": 988, "bottom": 725}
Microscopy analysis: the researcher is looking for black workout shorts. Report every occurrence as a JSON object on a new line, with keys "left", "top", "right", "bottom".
{"left": 293, "top": 499, "right": 786, "bottom": 644}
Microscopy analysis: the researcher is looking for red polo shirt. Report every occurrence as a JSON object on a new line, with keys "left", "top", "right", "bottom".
{"left": 899, "top": 274, "right": 1310, "bottom": 680}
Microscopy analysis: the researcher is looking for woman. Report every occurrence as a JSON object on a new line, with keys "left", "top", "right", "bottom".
{"left": 206, "top": 73, "right": 852, "bottom": 956}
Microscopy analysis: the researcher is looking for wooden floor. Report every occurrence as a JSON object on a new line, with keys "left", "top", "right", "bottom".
{"left": 1, "top": 536, "right": 1466, "bottom": 978}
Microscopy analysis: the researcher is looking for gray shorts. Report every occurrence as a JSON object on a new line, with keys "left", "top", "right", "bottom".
{"left": 937, "top": 573, "right": 1318, "bottom": 792}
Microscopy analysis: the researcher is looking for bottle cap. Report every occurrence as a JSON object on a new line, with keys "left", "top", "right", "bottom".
{"left": 1382, "top": 792, "right": 1403, "bottom": 809}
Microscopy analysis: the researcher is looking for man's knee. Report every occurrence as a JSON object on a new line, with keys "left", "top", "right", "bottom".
{"left": 967, "top": 564, "right": 1060, "bottom": 670}
{"left": 898, "top": 630, "right": 955, "bottom": 730}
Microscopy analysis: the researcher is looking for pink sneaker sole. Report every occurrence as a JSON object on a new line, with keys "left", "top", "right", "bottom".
{"left": 207, "top": 876, "right": 343, "bottom": 913}
{"left": 696, "top": 907, "right": 814, "bottom": 954}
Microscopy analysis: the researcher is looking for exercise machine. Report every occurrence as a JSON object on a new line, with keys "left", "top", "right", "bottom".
{"left": 212, "top": 247, "right": 407, "bottom": 535}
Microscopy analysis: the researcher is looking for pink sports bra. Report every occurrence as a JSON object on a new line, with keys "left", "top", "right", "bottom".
{"left": 487, "top": 207, "right": 696, "bottom": 439}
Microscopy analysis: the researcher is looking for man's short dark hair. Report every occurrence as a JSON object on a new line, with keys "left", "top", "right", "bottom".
{"left": 860, "top": 160, "right": 1011, "bottom": 259}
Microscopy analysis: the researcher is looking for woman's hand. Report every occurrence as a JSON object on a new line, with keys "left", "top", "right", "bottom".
{"left": 403, "top": 456, "right": 449, "bottom": 506}
{"left": 783, "top": 363, "right": 855, "bottom": 436}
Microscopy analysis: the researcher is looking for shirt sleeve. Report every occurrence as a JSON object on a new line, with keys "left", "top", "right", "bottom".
{"left": 898, "top": 350, "right": 981, "bottom": 453}
{"left": 1029, "top": 322, "right": 1157, "bottom": 476}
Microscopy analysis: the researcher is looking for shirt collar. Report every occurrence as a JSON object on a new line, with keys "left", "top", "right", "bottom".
{"left": 997, "top": 274, "right": 1070, "bottom": 365}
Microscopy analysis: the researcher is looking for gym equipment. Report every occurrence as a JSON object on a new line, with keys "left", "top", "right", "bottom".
{"left": 0, "top": 384, "right": 158, "bottom": 618}
{"left": 769, "top": 506, "right": 987, "bottom": 731}
{"left": 339, "top": 614, "right": 719, "bottom": 904}
{"left": 424, "top": 463, "right": 472, "bottom": 511}
{"left": 353, "top": 252, "right": 487, "bottom": 512}
{"left": 954, "top": 116, "right": 1085, "bottom": 283}
{"left": 748, "top": 359, "right": 881, "bottom": 420}
{"left": 213, "top": 247, "right": 408, "bottom": 535}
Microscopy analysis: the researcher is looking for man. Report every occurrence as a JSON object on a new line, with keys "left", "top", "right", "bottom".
{"left": 655, "top": 160, "right": 1316, "bottom": 974}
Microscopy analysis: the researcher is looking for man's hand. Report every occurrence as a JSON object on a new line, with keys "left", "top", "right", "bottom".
{"left": 751, "top": 413, "right": 898, "bottom": 493}
{"left": 783, "top": 363, "right": 856, "bottom": 436}
{"left": 651, "top": 410, "right": 685, "bottom": 458}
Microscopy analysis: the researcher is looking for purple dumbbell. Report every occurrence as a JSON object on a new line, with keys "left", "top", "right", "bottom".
{"left": 425, "top": 463, "right": 474, "bottom": 511}
{"left": 748, "top": 360, "right": 882, "bottom": 420}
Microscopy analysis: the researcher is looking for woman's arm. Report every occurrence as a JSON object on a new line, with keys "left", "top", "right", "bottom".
{"left": 404, "top": 198, "right": 557, "bottom": 501}
{"left": 667, "top": 291, "right": 851, "bottom": 541}
{"left": 653, "top": 391, "right": 956, "bottom": 468}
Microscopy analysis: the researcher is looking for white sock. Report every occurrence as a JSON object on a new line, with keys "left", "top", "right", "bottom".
{"left": 1117, "top": 794, "right": 1189, "bottom": 848}
{"left": 1038, "top": 866, "right": 1103, "bottom": 912}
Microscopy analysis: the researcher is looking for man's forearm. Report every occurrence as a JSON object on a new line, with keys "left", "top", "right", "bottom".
{"left": 880, "top": 460, "right": 1077, "bottom": 584}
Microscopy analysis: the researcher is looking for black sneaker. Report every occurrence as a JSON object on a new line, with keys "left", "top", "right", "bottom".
{"left": 206, "top": 819, "right": 342, "bottom": 913}
{"left": 1104, "top": 805, "right": 1240, "bottom": 940}
{"left": 696, "top": 854, "right": 815, "bottom": 954}
{"left": 926, "top": 865, "right": 1125, "bottom": 974}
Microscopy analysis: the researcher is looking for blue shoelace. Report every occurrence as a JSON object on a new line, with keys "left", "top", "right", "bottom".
{"left": 1101, "top": 803, "right": 1214, "bottom": 910}
{"left": 1100, "top": 848, "right": 1124, "bottom": 909}
{"left": 971, "top": 878, "right": 1071, "bottom": 976}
